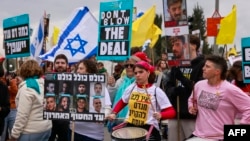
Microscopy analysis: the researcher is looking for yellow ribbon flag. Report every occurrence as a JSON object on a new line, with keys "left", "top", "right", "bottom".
{"left": 131, "top": 5, "right": 162, "bottom": 48}
{"left": 216, "top": 5, "right": 237, "bottom": 45}
{"left": 52, "top": 26, "right": 60, "bottom": 45}
{"left": 227, "top": 46, "right": 238, "bottom": 57}
{"left": 147, "top": 24, "right": 162, "bottom": 48}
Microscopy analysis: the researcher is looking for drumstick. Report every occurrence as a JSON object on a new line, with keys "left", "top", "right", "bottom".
{"left": 146, "top": 125, "right": 154, "bottom": 141}
{"left": 112, "top": 122, "right": 127, "bottom": 131}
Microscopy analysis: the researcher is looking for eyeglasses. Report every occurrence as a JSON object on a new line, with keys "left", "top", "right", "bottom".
{"left": 94, "top": 102, "right": 101, "bottom": 104}
{"left": 124, "top": 64, "right": 135, "bottom": 68}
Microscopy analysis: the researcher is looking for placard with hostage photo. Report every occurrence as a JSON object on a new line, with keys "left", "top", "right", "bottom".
{"left": 57, "top": 81, "right": 73, "bottom": 112}
{"left": 89, "top": 82, "right": 105, "bottom": 113}
{"left": 44, "top": 80, "right": 58, "bottom": 112}
{"left": 166, "top": 34, "right": 191, "bottom": 66}
{"left": 163, "top": 0, "right": 188, "bottom": 27}
{"left": 43, "top": 73, "right": 106, "bottom": 122}
{"left": 73, "top": 81, "right": 90, "bottom": 113}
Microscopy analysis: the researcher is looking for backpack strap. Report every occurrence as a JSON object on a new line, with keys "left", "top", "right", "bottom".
{"left": 154, "top": 86, "right": 159, "bottom": 111}
{"left": 129, "top": 84, "right": 136, "bottom": 94}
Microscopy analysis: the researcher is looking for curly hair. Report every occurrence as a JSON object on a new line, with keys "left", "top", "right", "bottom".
{"left": 19, "top": 60, "right": 43, "bottom": 79}
{"left": 76, "top": 59, "right": 98, "bottom": 73}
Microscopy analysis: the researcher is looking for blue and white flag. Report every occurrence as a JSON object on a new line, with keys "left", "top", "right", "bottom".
{"left": 40, "top": 7, "right": 98, "bottom": 63}
{"left": 30, "top": 16, "right": 44, "bottom": 64}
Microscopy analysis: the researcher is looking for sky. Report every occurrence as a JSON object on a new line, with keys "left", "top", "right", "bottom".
{"left": 0, "top": 0, "right": 250, "bottom": 57}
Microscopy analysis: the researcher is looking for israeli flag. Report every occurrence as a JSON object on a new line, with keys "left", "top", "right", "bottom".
{"left": 30, "top": 16, "right": 44, "bottom": 64}
{"left": 40, "top": 7, "right": 98, "bottom": 63}
{"left": 142, "top": 39, "right": 151, "bottom": 52}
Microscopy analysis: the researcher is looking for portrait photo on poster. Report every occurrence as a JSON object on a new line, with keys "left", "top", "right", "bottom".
{"left": 165, "top": 34, "right": 191, "bottom": 66}
{"left": 163, "top": 0, "right": 188, "bottom": 27}
{"left": 73, "top": 81, "right": 90, "bottom": 113}
{"left": 44, "top": 80, "right": 59, "bottom": 112}
{"left": 89, "top": 82, "right": 105, "bottom": 113}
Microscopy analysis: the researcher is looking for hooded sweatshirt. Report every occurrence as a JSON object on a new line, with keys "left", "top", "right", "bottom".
{"left": 11, "top": 78, "right": 52, "bottom": 139}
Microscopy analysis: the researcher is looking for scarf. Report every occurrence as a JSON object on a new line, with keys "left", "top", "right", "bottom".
{"left": 98, "top": 68, "right": 107, "bottom": 73}
{"left": 26, "top": 76, "right": 40, "bottom": 94}
{"left": 113, "top": 75, "right": 135, "bottom": 118}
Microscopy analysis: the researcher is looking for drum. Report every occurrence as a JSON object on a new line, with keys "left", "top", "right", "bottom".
{"left": 111, "top": 127, "right": 148, "bottom": 141}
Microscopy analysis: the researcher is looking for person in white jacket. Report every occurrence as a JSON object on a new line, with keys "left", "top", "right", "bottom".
{"left": 11, "top": 60, "right": 52, "bottom": 141}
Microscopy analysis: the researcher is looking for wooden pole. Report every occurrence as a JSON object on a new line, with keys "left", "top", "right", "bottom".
{"left": 177, "top": 96, "right": 180, "bottom": 141}
{"left": 71, "top": 121, "right": 75, "bottom": 141}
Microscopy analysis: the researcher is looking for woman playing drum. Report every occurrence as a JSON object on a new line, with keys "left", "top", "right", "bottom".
{"left": 107, "top": 61, "right": 176, "bottom": 140}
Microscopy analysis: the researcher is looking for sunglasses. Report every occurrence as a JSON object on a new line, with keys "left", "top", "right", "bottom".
{"left": 124, "top": 64, "right": 135, "bottom": 68}
{"left": 94, "top": 102, "right": 101, "bottom": 104}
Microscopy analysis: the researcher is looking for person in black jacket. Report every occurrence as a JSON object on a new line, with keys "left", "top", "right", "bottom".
{"left": 0, "top": 66, "right": 10, "bottom": 137}
{"left": 165, "top": 35, "right": 205, "bottom": 141}
{"left": 49, "top": 54, "right": 70, "bottom": 141}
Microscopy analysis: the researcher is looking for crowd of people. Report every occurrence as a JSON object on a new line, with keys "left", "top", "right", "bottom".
{"left": 0, "top": 34, "right": 250, "bottom": 141}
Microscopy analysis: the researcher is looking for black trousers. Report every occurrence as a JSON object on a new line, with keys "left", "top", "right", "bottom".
{"left": 49, "top": 120, "right": 69, "bottom": 141}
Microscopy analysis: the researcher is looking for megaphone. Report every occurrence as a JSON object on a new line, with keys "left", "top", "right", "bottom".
{"left": 3, "top": 59, "right": 17, "bottom": 73}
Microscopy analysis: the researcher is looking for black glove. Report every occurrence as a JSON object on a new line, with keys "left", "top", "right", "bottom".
{"left": 172, "top": 66, "right": 193, "bottom": 90}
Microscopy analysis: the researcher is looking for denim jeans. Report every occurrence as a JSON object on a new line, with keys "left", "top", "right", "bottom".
{"left": 17, "top": 129, "right": 51, "bottom": 141}
{"left": 0, "top": 109, "right": 17, "bottom": 141}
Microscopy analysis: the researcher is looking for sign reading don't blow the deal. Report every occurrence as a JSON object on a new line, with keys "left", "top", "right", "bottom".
{"left": 97, "top": 0, "right": 133, "bottom": 61}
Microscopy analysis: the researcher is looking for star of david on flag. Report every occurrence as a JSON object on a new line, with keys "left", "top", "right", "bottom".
{"left": 64, "top": 34, "right": 87, "bottom": 56}
{"left": 39, "top": 7, "right": 98, "bottom": 63}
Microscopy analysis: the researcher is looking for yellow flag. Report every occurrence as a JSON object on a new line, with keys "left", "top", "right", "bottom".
{"left": 227, "top": 47, "right": 238, "bottom": 57}
{"left": 147, "top": 24, "right": 162, "bottom": 48}
{"left": 52, "top": 26, "right": 60, "bottom": 45}
{"left": 131, "top": 5, "right": 162, "bottom": 48}
{"left": 216, "top": 5, "right": 237, "bottom": 44}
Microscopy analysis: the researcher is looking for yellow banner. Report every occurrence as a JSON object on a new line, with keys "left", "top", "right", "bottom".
{"left": 216, "top": 5, "right": 237, "bottom": 45}
{"left": 131, "top": 5, "right": 162, "bottom": 48}
{"left": 126, "top": 91, "right": 151, "bottom": 126}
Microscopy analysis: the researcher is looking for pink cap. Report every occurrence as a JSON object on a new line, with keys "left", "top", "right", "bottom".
{"left": 131, "top": 52, "right": 151, "bottom": 62}
{"left": 136, "top": 61, "right": 154, "bottom": 73}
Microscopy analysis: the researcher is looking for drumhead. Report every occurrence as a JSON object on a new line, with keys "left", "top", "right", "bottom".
{"left": 111, "top": 127, "right": 148, "bottom": 141}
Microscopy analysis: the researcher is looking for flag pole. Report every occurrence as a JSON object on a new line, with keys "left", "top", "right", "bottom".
{"left": 214, "top": 0, "right": 219, "bottom": 55}
{"left": 43, "top": 13, "right": 50, "bottom": 71}
{"left": 71, "top": 121, "right": 75, "bottom": 141}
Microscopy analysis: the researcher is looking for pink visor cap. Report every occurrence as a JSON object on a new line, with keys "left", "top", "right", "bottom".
{"left": 131, "top": 52, "right": 151, "bottom": 63}
{"left": 136, "top": 61, "right": 154, "bottom": 73}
